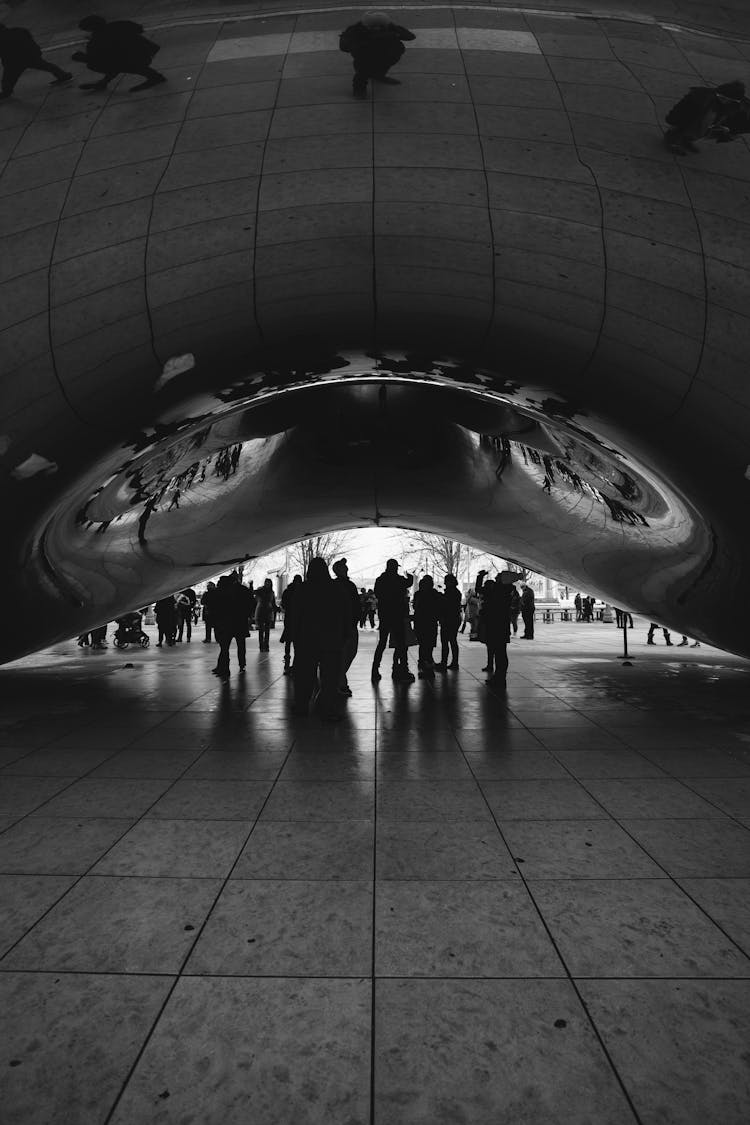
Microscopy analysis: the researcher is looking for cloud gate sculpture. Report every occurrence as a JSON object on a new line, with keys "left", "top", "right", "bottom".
{"left": 1, "top": 1, "right": 749, "bottom": 662}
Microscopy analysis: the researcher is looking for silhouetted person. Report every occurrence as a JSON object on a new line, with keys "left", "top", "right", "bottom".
{"left": 509, "top": 585, "right": 520, "bottom": 636}
{"left": 254, "top": 578, "right": 276, "bottom": 652}
{"left": 365, "top": 589, "right": 377, "bottom": 628}
{"left": 75, "top": 15, "right": 165, "bottom": 93}
{"left": 332, "top": 559, "right": 361, "bottom": 696}
{"left": 154, "top": 595, "right": 177, "bottom": 646}
{"left": 201, "top": 581, "right": 216, "bottom": 642}
{"left": 0, "top": 23, "right": 72, "bottom": 98}
{"left": 212, "top": 574, "right": 254, "bottom": 679}
{"left": 434, "top": 573, "right": 461, "bottom": 670}
{"left": 413, "top": 575, "right": 441, "bottom": 676}
{"left": 520, "top": 584, "right": 535, "bottom": 639}
{"left": 280, "top": 574, "right": 303, "bottom": 673}
{"left": 647, "top": 623, "right": 672, "bottom": 645}
{"left": 372, "top": 558, "right": 414, "bottom": 682}
{"left": 339, "top": 10, "right": 415, "bottom": 99}
{"left": 665, "top": 80, "right": 745, "bottom": 153}
{"left": 358, "top": 588, "right": 368, "bottom": 628}
{"left": 176, "top": 587, "right": 196, "bottom": 641}
{"left": 287, "top": 558, "right": 349, "bottom": 720}
{"left": 481, "top": 576, "right": 515, "bottom": 689}
{"left": 137, "top": 495, "right": 157, "bottom": 544}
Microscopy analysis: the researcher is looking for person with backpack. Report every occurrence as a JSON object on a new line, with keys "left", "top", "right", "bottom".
{"left": 74, "top": 15, "right": 165, "bottom": 93}
{"left": 0, "top": 23, "right": 72, "bottom": 98}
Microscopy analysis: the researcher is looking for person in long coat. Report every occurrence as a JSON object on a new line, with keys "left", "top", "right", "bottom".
{"left": 481, "top": 577, "right": 515, "bottom": 689}
{"left": 413, "top": 575, "right": 442, "bottom": 676}
{"left": 74, "top": 15, "right": 165, "bottom": 93}
{"left": 287, "top": 558, "right": 349, "bottom": 720}
{"left": 434, "top": 573, "right": 462, "bottom": 670}
{"left": 332, "top": 558, "right": 361, "bottom": 696}
{"left": 371, "top": 559, "right": 414, "bottom": 682}
{"left": 0, "top": 23, "right": 72, "bottom": 98}
{"left": 280, "top": 575, "right": 303, "bottom": 673}
{"left": 211, "top": 574, "right": 254, "bottom": 679}
{"left": 254, "top": 578, "right": 277, "bottom": 652}
{"left": 154, "top": 595, "right": 177, "bottom": 646}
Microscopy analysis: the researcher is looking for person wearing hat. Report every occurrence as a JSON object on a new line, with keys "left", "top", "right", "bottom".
{"left": 332, "top": 558, "right": 361, "bottom": 696}
{"left": 339, "top": 11, "right": 415, "bottom": 99}
{"left": 0, "top": 23, "right": 72, "bottom": 98}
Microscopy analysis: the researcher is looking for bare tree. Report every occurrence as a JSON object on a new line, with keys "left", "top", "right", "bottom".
{"left": 404, "top": 533, "right": 477, "bottom": 583}
{"left": 288, "top": 532, "right": 353, "bottom": 575}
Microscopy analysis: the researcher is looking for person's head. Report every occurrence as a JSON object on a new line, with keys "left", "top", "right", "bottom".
{"left": 332, "top": 558, "right": 348, "bottom": 578}
{"left": 385, "top": 558, "right": 399, "bottom": 573}
{"left": 79, "top": 15, "right": 107, "bottom": 31}
{"left": 263, "top": 577, "right": 273, "bottom": 589}
{"left": 445, "top": 574, "right": 457, "bottom": 588}
{"left": 362, "top": 11, "right": 390, "bottom": 28}
{"left": 306, "top": 557, "right": 330, "bottom": 582}
{"left": 418, "top": 575, "right": 433, "bottom": 591}
{"left": 207, "top": 581, "right": 215, "bottom": 589}
{"left": 292, "top": 574, "right": 302, "bottom": 585}
{"left": 217, "top": 575, "right": 230, "bottom": 588}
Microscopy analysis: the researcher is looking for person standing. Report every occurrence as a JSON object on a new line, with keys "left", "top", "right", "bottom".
{"left": 647, "top": 623, "right": 673, "bottom": 645}
{"left": 339, "top": 11, "right": 415, "bottom": 99}
{"left": 434, "top": 573, "right": 461, "bottom": 670}
{"left": 287, "top": 558, "right": 349, "bottom": 720}
{"left": 75, "top": 15, "right": 166, "bottom": 93}
{"left": 365, "top": 588, "right": 377, "bottom": 628}
{"left": 520, "top": 584, "right": 535, "bottom": 639}
{"left": 154, "top": 595, "right": 177, "bottom": 646}
{"left": 280, "top": 574, "right": 303, "bottom": 673}
{"left": 176, "top": 587, "right": 196, "bottom": 642}
{"left": 413, "top": 575, "right": 442, "bottom": 676}
{"left": 509, "top": 585, "right": 520, "bottom": 637}
{"left": 254, "top": 578, "right": 277, "bottom": 652}
{"left": 332, "top": 558, "right": 361, "bottom": 696}
{"left": 481, "top": 575, "right": 516, "bottom": 689}
{"left": 211, "top": 574, "right": 254, "bottom": 679}
{"left": 371, "top": 559, "right": 414, "bottom": 682}
{"left": 0, "top": 23, "right": 72, "bottom": 98}
{"left": 201, "top": 581, "right": 217, "bottom": 642}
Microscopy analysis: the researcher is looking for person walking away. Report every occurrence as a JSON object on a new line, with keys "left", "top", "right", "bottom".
{"left": 358, "top": 588, "right": 368, "bottom": 628}
{"left": 332, "top": 559, "right": 361, "bottom": 696}
{"left": 413, "top": 575, "right": 441, "bottom": 676}
{"left": 434, "top": 573, "right": 461, "bottom": 670}
{"left": 366, "top": 589, "right": 377, "bottom": 628}
{"left": 287, "top": 558, "right": 349, "bottom": 720}
{"left": 339, "top": 11, "right": 415, "bottom": 100}
{"left": 211, "top": 574, "right": 254, "bottom": 679}
{"left": 154, "top": 595, "right": 177, "bottom": 646}
{"left": 176, "top": 587, "right": 196, "bottom": 641}
{"left": 647, "top": 623, "right": 672, "bottom": 645}
{"left": 520, "top": 584, "right": 535, "bottom": 639}
{"left": 75, "top": 15, "right": 165, "bottom": 93}
{"left": 0, "top": 23, "right": 72, "bottom": 98}
{"left": 254, "top": 578, "right": 276, "bottom": 652}
{"left": 371, "top": 559, "right": 415, "bottom": 682}
{"left": 280, "top": 575, "right": 303, "bottom": 673}
{"left": 201, "top": 581, "right": 217, "bottom": 642}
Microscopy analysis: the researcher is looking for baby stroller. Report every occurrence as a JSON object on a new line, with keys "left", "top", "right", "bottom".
{"left": 113, "top": 611, "right": 150, "bottom": 648}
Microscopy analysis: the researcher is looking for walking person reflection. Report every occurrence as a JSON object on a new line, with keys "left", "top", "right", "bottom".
{"left": 0, "top": 23, "right": 72, "bottom": 99}
{"left": 75, "top": 15, "right": 165, "bottom": 93}
{"left": 339, "top": 10, "right": 415, "bottom": 100}
{"left": 288, "top": 558, "right": 349, "bottom": 721}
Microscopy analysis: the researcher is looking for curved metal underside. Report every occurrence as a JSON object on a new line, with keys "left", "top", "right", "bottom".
{"left": 1, "top": 2, "right": 749, "bottom": 661}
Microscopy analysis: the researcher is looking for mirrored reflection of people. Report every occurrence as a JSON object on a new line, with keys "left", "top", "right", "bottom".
{"left": 434, "top": 573, "right": 461, "bottom": 671}
{"left": 280, "top": 575, "right": 303, "bottom": 673}
{"left": 332, "top": 559, "right": 361, "bottom": 697}
{"left": 372, "top": 559, "right": 415, "bottom": 683}
{"left": 339, "top": 10, "right": 415, "bottom": 100}
{"left": 212, "top": 574, "right": 254, "bottom": 680}
{"left": 176, "top": 587, "right": 196, "bottom": 642}
{"left": 520, "top": 583, "right": 535, "bottom": 639}
{"left": 75, "top": 15, "right": 165, "bottom": 93}
{"left": 287, "top": 557, "right": 349, "bottom": 721}
{"left": 647, "top": 623, "right": 672, "bottom": 646}
{"left": 201, "top": 581, "right": 217, "bottom": 643}
{"left": 0, "top": 23, "right": 72, "bottom": 98}
{"left": 254, "top": 578, "right": 277, "bottom": 652}
{"left": 413, "top": 575, "right": 441, "bottom": 677}
{"left": 154, "top": 595, "right": 177, "bottom": 647}
{"left": 665, "top": 80, "right": 745, "bottom": 154}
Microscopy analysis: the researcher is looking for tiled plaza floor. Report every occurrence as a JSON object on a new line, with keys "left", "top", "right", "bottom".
{"left": 0, "top": 621, "right": 749, "bottom": 1123}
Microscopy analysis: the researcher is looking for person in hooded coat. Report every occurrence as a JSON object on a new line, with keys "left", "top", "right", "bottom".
{"left": 339, "top": 10, "right": 415, "bottom": 99}
{"left": 287, "top": 558, "right": 349, "bottom": 720}
{"left": 0, "top": 23, "right": 72, "bottom": 98}
{"left": 74, "top": 15, "right": 165, "bottom": 93}
{"left": 481, "top": 575, "right": 516, "bottom": 689}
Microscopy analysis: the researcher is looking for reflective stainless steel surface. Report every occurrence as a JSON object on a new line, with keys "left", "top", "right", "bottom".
{"left": 1, "top": 1, "right": 749, "bottom": 660}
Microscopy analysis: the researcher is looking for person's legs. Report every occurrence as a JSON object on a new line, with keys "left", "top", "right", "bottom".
{"left": 284, "top": 640, "right": 292, "bottom": 671}
{"left": 293, "top": 648, "right": 316, "bottom": 714}
{"left": 485, "top": 645, "right": 494, "bottom": 677}
{"left": 318, "top": 650, "right": 344, "bottom": 718}
{"left": 352, "top": 57, "right": 370, "bottom": 97}
{"left": 128, "top": 67, "right": 167, "bottom": 93}
{"left": 647, "top": 624, "right": 656, "bottom": 644}
{"left": 30, "top": 59, "right": 73, "bottom": 83}
{"left": 0, "top": 63, "right": 24, "bottom": 97}
{"left": 663, "top": 628, "right": 673, "bottom": 645}
{"left": 340, "top": 628, "right": 358, "bottom": 690}
{"left": 491, "top": 643, "right": 509, "bottom": 687}
{"left": 372, "top": 625, "right": 389, "bottom": 676}
{"left": 80, "top": 71, "right": 119, "bottom": 90}
{"left": 236, "top": 631, "right": 246, "bottom": 670}
{"left": 184, "top": 614, "right": 192, "bottom": 642}
{"left": 214, "top": 631, "right": 231, "bottom": 677}
{"left": 448, "top": 632, "right": 459, "bottom": 668}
